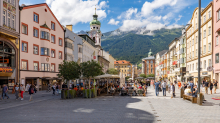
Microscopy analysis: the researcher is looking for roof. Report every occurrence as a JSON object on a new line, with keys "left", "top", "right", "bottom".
{"left": 114, "top": 60, "right": 131, "bottom": 65}
{"left": 20, "top": 3, "right": 64, "bottom": 31}
{"left": 157, "top": 50, "right": 168, "bottom": 57}
{"left": 142, "top": 56, "right": 155, "bottom": 60}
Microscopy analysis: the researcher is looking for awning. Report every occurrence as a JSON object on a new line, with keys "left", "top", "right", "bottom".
{"left": 172, "top": 61, "right": 177, "bottom": 65}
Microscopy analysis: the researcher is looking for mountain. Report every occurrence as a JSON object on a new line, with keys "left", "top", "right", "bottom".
{"left": 77, "top": 27, "right": 182, "bottom": 64}
{"left": 101, "top": 28, "right": 182, "bottom": 64}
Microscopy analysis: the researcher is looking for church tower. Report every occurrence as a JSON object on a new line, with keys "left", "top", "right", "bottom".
{"left": 89, "top": 8, "right": 102, "bottom": 47}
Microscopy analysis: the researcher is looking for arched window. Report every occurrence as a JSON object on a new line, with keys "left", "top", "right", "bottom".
{"left": 93, "top": 37, "right": 96, "bottom": 43}
{"left": 150, "top": 60, "right": 153, "bottom": 63}
{"left": 0, "top": 41, "right": 16, "bottom": 68}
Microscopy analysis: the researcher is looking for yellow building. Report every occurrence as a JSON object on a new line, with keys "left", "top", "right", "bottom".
{"left": 186, "top": 2, "right": 213, "bottom": 82}
{"left": 114, "top": 60, "right": 133, "bottom": 77}
{"left": 0, "top": 0, "right": 20, "bottom": 88}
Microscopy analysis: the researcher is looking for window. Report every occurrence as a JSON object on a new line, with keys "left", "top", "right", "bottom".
{"left": 196, "top": 36, "right": 197, "bottom": 43}
{"left": 208, "top": 43, "right": 211, "bottom": 52}
{"left": 217, "top": 36, "right": 219, "bottom": 46}
{"left": 51, "top": 35, "right": 55, "bottom": 43}
{"left": 218, "top": 9, "right": 220, "bottom": 20}
{"left": 51, "top": 64, "right": 55, "bottom": 72}
{"left": 41, "top": 63, "right": 50, "bottom": 71}
{"left": 22, "top": 23, "right": 28, "bottom": 35}
{"left": 204, "top": 45, "right": 206, "bottom": 54}
{"left": 33, "top": 44, "right": 39, "bottom": 55}
{"left": 192, "top": 51, "right": 194, "bottom": 58}
{"left": 209, "top": 59, "right": 211, "bottom": 67}
{"left": 41, "top": 31, "right": 50, "bottom": 40}
{"left": 8, "top": 0, "right": 10, "bottom": 3}
{"left": 196, "top": 23, "right": 197, "bottom": 29}
{"left": 204, "top": 30, "right": 206, "bottom": 38}
{"left": 204, "top": 15, "right": 206, "bottom": 23}
{"left": 8, "top": 13, "right": 10, "bottom": 27}
{"left": 216, "top": 53, "right": 219, "bottom": 63}
{"left": 208, "top": 27, "right": 211, "bottom": 35}
{"left": 21, "top": 60, "right": 28, "bottom": 70}
{"left": 190, "top": 64, "right": 191, "bottom": 71}
{"left": 33, "top": 13, "right": 39, "bottom": 23}
{"left": 204, "top": 60, "right": 206, "bottom": 69}
{"left": 33, "top": 27, "right": 39, "bottom": 38}
{"left": 22, "top": 41, "right": 28, "bottom": 52}
{"left": 51, "top": 22, "right": 55, "bottom": 30}
{"left": 41, "top": 47, "right": 50, "bottom": 56}
{"left": 59, "top": 38, "right": 62, "bottom": 46}
{"left": 192, "top": 64, "right": 194, "bottom": 71}
{"left": 11, "top": 0, "right": 15, "bottom": 6}
{"left": 33, "top": 62, "right": 39, "bottom": 71}
{"left": 51, "top": 49, "right": 55, "bottom": 58}
{"left": 209, "top": 11, "right": 211, "bottom": 18}
{"left": 3, "top": 10, "right": 6, "bottom": 25}
{"left": 196, "top": 63, "right": 198, "bottom": 70}
{"left": 12, "top": 15, "right": 15, "bottom": 29}
{"left": 192, "top": 39, "right": 194, "bottom": 46}
{"left": 59, "top": 51, "right": 62, "bottom": 59}
{"left": 196, "top": 49, "right": 198, "bottom": 57}
{"left": 78, "top": 47, "right": 82, "bottom": 53}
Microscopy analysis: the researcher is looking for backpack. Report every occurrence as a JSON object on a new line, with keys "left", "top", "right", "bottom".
{"left": 31, "top": 88, "right": 34, "bottom": 94}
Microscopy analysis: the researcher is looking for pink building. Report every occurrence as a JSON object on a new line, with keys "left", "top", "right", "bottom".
{"left": 213, "top": 0, "right": 220, "bottom": 88}
{"left": 20, "top": 3, "right": 64, "bottom": 90}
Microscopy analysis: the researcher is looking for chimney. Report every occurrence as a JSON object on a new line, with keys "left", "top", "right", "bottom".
{"left": 66, "top": 25, "right": 73, "bottom": 31}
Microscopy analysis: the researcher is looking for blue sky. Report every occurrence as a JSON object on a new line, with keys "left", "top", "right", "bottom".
{"left": 19, "top": 0, "right": 213, "bottom": 33}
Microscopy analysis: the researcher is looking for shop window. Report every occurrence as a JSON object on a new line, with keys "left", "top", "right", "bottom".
{"left": 33, "top": 44, "right": 39, "bottom": 55}
{"left": 41, "top": 63, "right": 50, "bottom": 71}
{"left": 41, "top": 47, "right": 50, "bottom": 56}
{"left": 51, "top": 34, "right": 55, "bottom": 43}
{"left": 21, "top": 60, "right": 28, "bottom": 70}
{"left": 22, "top": 41, "right": 28, "bottom": 53}
{"left": 0, "top": 41, "right": 15, "bottom": 67}
{"left": 216, "top": 53, "right": 219, "bottom": 63}
{"left": 59, "top": 51, "right": 62, "bottom": 59}
{"left": 33, "top": 62, "right": 39, "bottom": 71}
{"left": 51, "top": 22, "right": 55, "bottom": 31}
{"left": 33, "top": 12, "right": 39, "bottom": 23}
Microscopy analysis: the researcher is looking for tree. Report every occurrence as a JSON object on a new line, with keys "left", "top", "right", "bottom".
{"left": 139, "top": 74, "right": 146, "bottom": 78}
{"left": 58, "top": 60, "right": 81, "bottom": 82}
{"left": 146, "top": 74, "right": 155, "bottom": 78}
{"left": 80, "top": 60, "right": 103, "bottom": 98}
{"left": 106, "top": 68, "right": 119, "bottom": 75}
{"left": 125, "top": 76, "right": 130, "bottom": 81}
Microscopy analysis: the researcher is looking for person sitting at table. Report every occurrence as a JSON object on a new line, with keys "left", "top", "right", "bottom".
{"left": 192, "top": 85, "right": 198, "bottom": 97}
{"left": 184, "top": 86, "right": 191, "bottom": 96}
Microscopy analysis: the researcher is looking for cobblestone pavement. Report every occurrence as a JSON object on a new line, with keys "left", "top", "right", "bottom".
{"left": 0, "top": 87, "right": 220, "bottom": 123}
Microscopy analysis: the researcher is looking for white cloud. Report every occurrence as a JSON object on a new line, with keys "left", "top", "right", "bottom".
{"left": 116, "top": 0, "right": 194, "bottom": 32}
{"left": 46, "top": 0, "right": 108, "bottom": 25}
{"left": 108, "top": 10, "right": 111, "bottom": 14}
{"left": 108, "top": 19, "right": 120, "bottom": 25}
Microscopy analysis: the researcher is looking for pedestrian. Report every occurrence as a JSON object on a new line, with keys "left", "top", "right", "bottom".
{"left": 1, "top": 85, "right": 4, "bottom": 100}
{"left": 56, "top": 84, "right": 59, "bottom": 95}
{"left": 210, "top": 81, "right": 213, "bottom": 94}
{"left": 52, "top": 84, "right": 56, "bottom": 95}
{"left": 170, "top": 83, "right": 175, "bottom": 98}
{"left": 178, "top": 81, "right": 181, "bottom": 89}
{"left": 204, "top": 80, "right": 209, "bottom": 94}
{"left": 162, "top": 81, "right": 167, "bottom": 96}
{"left": 189, "top": 80, "right": 194, "bottom": 93}
{"left": 15, "top": 85, "right": 19, "bottom": 100}
{"left": 154, "top": 80, "right": 160, "bottom": 96}
{"left": 47, "top": 83, "right": 51, "bottom": 92}
{"left": 28, "top": 85, "right": 35, "bottom": 101}
{"left": 2, "top": 84, "right": 9, "bottom": 99}
{"left": 214, "top": 80, "right": 218, "bottom": 94}
{"left": 20, "top": 84, "right": 25, "bottom": 100}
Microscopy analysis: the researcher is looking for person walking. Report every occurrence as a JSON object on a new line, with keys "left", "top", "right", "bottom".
{"left": 204, "top": 80, "right": 209, "bottom": 94}
{"left": 20, "top": 84, "right": 25, "bottom": 100}
{"left": 52, "top": 84, "right": 56, "bottom": 95}
{"left": 28, "top": 85, "right": 35, "bottom": 101}
{"left": 214, "top": 80, "right": 218, "bottom": 94}
{"left": 170, "top": 83, "right": 175, "bottom": 98}
{"left": 162, "top": 81, "right": 167, "bottom": 96}
{"left": 2, "top": 84, "right": 9, "bottom": 99}
{"left": 210, "top": 81, "right": 213, "bottom": 94}
{"left": 15, "top": 85, "right": 19, "bottom": 100}
{"left": 154, "top": 80, "right": 160, "bottom": 96}
{"left": 189, "top": 81, "right": 194, "bottom": 94}
{"left": 178, "top": 81, "right": 181, "bottom": 89}
{"left": 56, "top": 84, "right": 59, "bottom": 96}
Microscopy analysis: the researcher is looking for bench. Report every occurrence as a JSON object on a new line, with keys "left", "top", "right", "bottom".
{"left": 121, "top": 90, "right": 127, "bottom": 96}
{"left": 110, "top": 90, "right": 115, "bottom": 96}
{"left": 183, "top": 94, "right": 197, "bottom": 103}
{"left": 137, "top": 89, "right": 143, "bottom": 96}
{"left": 128, "top": 89, "right": 134, "bottom": 96}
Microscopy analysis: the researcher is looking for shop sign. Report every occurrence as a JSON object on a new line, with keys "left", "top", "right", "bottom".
{"left": 0, "top": 67, "right": 13, "bottom": 73}
{"left": 207, "top": 66, "right": 213, "bottom": 72}
{"left": 186, "top": 71, "right": 189, "bottom": 73}
{"left": 93, "top": 56, "right": 96, "bottom": 59}
{"left": 202, "top": 72, "right": 208, "bottom": 75}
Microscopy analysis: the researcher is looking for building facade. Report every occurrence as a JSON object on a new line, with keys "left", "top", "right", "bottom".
{"left": 114, "top": 60, "right": 132, "bottom": 77}
{"left": 109, "top": 54, "right": 116, "bottom": 69}
{"left": 65, "top": 25, "right": 83, "bottom": 62}
{"left": 213, "top": 0, "right": 220, "bottom": 88}
{"left": 179, "top": 27, "right": 187, "bottom": 81}
{"left": 155, "top": 50, "right": 168, "bottom": 80}
{"left": 0, "top": 0, "right": 20, "bottom": 89}
{"left": 20, "top": 3, "right": 64, "bottom": 90}
{"left": 186, "top": 3, "right": 213, "bottom": 83}
{"left": 142, "top": 49, "right": 155, "bottom": 76}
